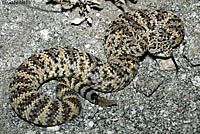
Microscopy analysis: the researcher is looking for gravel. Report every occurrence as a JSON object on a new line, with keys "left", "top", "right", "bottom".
{"left": 0, "top": 0, "right": 199, "bottom": 133}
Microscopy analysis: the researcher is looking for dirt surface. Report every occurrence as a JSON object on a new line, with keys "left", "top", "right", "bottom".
{"left": 0, "top": 0, "right": 199, "bottom": 133}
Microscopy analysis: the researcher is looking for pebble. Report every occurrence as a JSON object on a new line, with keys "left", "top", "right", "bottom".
{"left": 71, "top": 18, "right": 85, "bottom": 25}
{"left": 191, "top": 76, "right": 200, "bottom": 87}
{"left": 88, "top": 121, "right": 94, "bottom": 127}
{"left": 157, "top": 59, "right": 176, "bottom": 71}
{"left": 39, "top": 29, "right": 49, "bottom": 41}
{"left": 47, "top": 126, "right": 60, "bottom": 131}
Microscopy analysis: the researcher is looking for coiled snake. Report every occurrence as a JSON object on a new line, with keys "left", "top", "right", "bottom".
{"left": 10, "top": 10, "right": 184, "bottom": 126}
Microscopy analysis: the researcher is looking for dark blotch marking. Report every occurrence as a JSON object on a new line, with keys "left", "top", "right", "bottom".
{"left": 83, "top": 87, "right": 93, "bottom": 99}
{"left": 61, "top": 102, "right": 71, "bottom": 121}
{"left": 45, "top": 100, "right": 60, "bottom": 126}
{"left": 10, "top": 87, "right": 33, "bottom": 101}
{"left": 15, "top": 92, "right": 40, "bottom": 116}
{"left": 17, "top": 64, "right": 38, "bottom": 76}
{"left": 29, "top": 55, "right": 45, "bottom": 69}
{"left": 64, "top": 97, "right": 81, "bottom": 115}
{"left": 29, "top": 96, "right": 50, "bottom": 123}
{"left": 12, "top": 76, "right": 32, "bottom": 85}
{"left": 77, "top": 83, "right": 88, "bottom": 94}
{"left": 45, "top": 48, "right": 59, "bottom": 63}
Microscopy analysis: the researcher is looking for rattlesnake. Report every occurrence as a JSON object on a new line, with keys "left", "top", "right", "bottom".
{"left": 9, "top": 10, "right": 184, "bottom": 126}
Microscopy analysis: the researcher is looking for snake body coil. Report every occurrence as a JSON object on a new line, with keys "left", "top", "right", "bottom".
{"left": 10, "top": 10, "right": 184, "bottom": 126}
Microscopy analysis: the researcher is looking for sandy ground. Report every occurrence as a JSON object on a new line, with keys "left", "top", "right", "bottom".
{"left": 0, "top": 0, "right": 200, "bottom": 133}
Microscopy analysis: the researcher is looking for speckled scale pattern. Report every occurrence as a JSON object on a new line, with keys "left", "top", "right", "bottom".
{"left": 105, "top": 10, "right": 184, "bottom": 59}
{"left": 9, "top": 10, "right": 184, "bottom": 126}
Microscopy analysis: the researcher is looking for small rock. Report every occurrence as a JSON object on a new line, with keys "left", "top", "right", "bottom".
{"left": 71, "top": 18, "right": 85, "bottom": 25}
{"left": 96, "top": 13, "right": 100, "bottom": 17}
{"left": 107, "top": 130, "right": 115, "bottom": 134}
{"left": 47, "top": 126, "right": 60, "bottom": 131}
{"left": 98, "top": 107, "right": 103, "bottom": 110}
{"left": 191, "top": 76, "right": 200, "bottom": 87}
{"left": 88, "top": 121, "right": 94, "bottom": 127}
{"left": 39, "top": 29, "right": 49, "bottom": 41}
{"left": 85, "top": 44, "right": 91, "bottom": 48}
{"left": 157, "top": 59, "right": 176, "bottom": 70}
{"left": 87, "top": 17, "right": 93, "bottom": 25}
{"left": 26, "top": 130, "right": 36, "bottom": 134}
